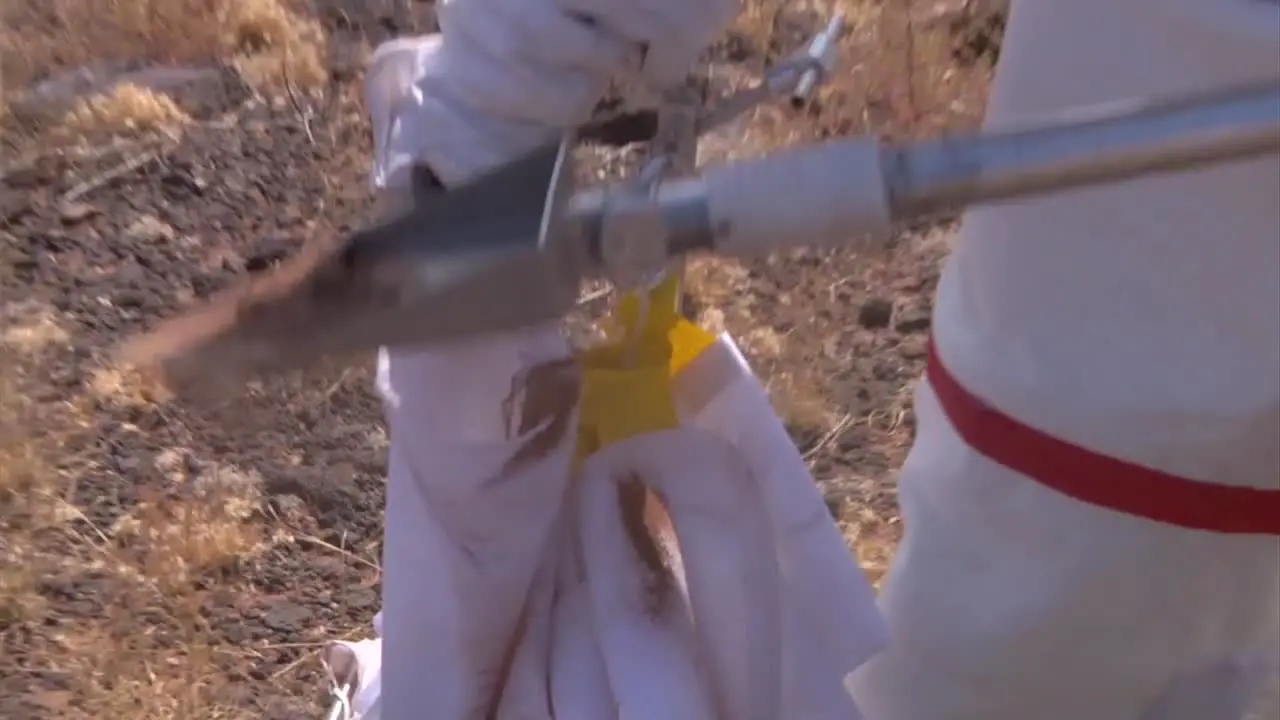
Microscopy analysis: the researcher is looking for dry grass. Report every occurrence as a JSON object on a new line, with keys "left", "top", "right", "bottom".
{"left": 58, "top": 82, "right": 193, "bottom": 136}
{"left": 0, "top": 0, "right": 337, "bottom": 709}
{"left": 0, "top": 0, "right": 328, "bottom": 90}
{"left": 1, "top": 0, "right": 328, "bottom": 141}
{"left": 0, "top": 433, "right": 267, "bottom": 716}
{"left": 0, "top": 302, "right": 266, "bottom": 715}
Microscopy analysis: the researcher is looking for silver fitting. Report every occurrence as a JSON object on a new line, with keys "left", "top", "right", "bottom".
{"left": 598, "top": 181, "right": 670, "bottom": 282}
{"left": 650, "top": 85, "right": 703, "bottom": 176}
{"left": 695, "top": 12, "right": 846, "bottom": 132}
{"left": 790, "top": 13, "right": 845, "bottom": 108}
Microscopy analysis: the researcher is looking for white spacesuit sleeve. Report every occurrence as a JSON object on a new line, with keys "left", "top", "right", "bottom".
{"left": 366, "top": 0, "right": 741, "bottom": 189}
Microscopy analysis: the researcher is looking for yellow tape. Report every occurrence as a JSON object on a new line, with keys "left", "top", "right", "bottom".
{"left": 576, "top": 276, "right": 717, "bottom": 459}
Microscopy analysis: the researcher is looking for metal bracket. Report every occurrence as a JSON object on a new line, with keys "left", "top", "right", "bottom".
{"left": 698, "top": 12, "right": 845, "bottom": 132}
{"left": 592, "top": 12, "right": 846, "bottom": 279}
{"left": 597, "top": 83, "right": 703, "bottom": 288}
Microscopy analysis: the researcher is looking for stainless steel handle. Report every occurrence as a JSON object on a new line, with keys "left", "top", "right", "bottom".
{"left": 569, "top": 80, "right": 1280, "bottom": 262}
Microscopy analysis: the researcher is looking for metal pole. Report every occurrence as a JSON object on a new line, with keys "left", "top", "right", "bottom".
{"left": 884, "top": 79, "right": 1280, "bottom": 220}
{"left": 568, "top": 80, "right": 1280, "bottom": 255}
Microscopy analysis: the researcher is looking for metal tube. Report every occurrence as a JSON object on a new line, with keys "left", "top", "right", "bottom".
{"left": 884, "top": 80, "right": 1280, "bottom": 220}
{"left": 569, "top": 177, "right": 712, "bottom": 256}
{"left": 568, "top": 81, "right": 1280, "bottom": 254}
{"left": 790, "top": 13, "right": 846, "bottom": 108}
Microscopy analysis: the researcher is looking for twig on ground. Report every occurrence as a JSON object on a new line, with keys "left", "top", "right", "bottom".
{"left": 904, "top": 0, "right": 921, "bottom": 124}
{"left": 59, "top": 500, "right": 113, "bottom": 549}
{"left": 0, "top": 138, "right": 147, "bottom": 185}
{"left": 802, "top": 412, "right": 854, "bottom": 461}
{"left": 268, "top": 626, "right": 365, "bottom": 681}
{"left": 577, "top": 286, "right": 613, "bottom": 306}
{"left": 282, "top": 60, "right": 317, "bottom": 146}
{"left": 61, "top": 144, "right": 168, "bottom": 202}
{"left": 297, "top": 534, "right": 381, "bottom": 572}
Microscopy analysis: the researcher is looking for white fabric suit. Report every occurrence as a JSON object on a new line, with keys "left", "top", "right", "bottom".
{"left": 327, "top": 0, "right": 887, "bottom": 717}
{"left": 847, "top": 0, "right": 1280, "bottom": 718}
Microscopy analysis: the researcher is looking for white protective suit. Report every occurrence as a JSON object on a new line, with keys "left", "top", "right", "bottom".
{"left": 323, "top": 0, "right": 887, "bottom": 718}
{"left": 847, "top": 0, "right": 1280, "bottom": 718}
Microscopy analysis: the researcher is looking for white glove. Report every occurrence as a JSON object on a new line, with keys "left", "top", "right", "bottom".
{"left": 365, "top": 0, "right": 740, "bottom": 189}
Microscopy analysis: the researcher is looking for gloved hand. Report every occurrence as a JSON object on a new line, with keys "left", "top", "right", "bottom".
{"left": 366, "top": 0, "right": 741, "bottom": 189}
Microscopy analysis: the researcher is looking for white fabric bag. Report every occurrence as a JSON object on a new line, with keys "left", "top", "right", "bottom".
{"left": 340, "top": 26, "right": 886, "bottom": 716}
{"left": 324, "top": 333, "right": 887, "bottom": 719}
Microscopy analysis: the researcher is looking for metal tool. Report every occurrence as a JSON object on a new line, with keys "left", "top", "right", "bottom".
{"left": 572, "top": 78, "right": 1280, "bottom": 265}
{"left": 119, "top": 15, "right": 854, "bottom": 388}
{"left": 120, "top": 17, "right": 1280, "bottom": 390}
{"left": 790, "top": 12, "right": 844, "bottom": 108}
{"left": 350, "top": 77, "right": 1280, "bottom": 339}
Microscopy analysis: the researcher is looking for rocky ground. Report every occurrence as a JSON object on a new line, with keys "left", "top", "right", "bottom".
{"left": 0, "top": 0, "right": 1010, "bottom": 717}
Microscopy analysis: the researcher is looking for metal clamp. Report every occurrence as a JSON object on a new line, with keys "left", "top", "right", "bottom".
{"left": 593, "top": 12, "right": 846, "bottom": 280}
{"left": 790, "top": 13, "right": 845, "bottom": 108}
{"left": 598, "top": 165, "right": 671, "bottom": 282}
{"left": 696, "top": 12, "right": 846, "bottom": 133}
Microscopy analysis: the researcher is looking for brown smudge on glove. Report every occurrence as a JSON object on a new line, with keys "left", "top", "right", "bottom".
{"left": 500, "top": 358, "right": 582, "bottom": 474}
{"left": 618, "top": 474, "right": 680, "bottom": 619}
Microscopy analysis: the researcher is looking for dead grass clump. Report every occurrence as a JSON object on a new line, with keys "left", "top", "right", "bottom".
{"left": 1, "top": 0, "right": 328, "bottom": 106}
{"left": 1, "top": 336, "right": 268, "bottom": 716}
{"left": 51, "top": 623, "right": 231, "bottom": 718}
{"left": 79, "top": 467, "right": 264, "bottom": 717}
{"left": 0, "top": 355, "right": 46, "bottom": 626}
{"left": 0, "top": 307, "right": 72, "bottom": 354}
{"left": 0, "top": 375, "right": 40, "bottom": 498}
{"left": 218, "top": 0, "right": 328, "bottom": 91}
{"left": 112, "top": 468, "right": 263, "bottom": 593}
{"left": 88, "top": 364, "right": 175, "bottom": 409}
{"left": 59, "top": 82, "right": 192, "bottom": 137}
{"left": 0, "top": 548, "right": 46, "bottom": 630}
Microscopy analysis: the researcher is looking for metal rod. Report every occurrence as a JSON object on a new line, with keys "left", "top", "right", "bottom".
{"left": 568, "top": 80, "right": 1280, "bottom": 253}
{"left": 885, "top": 79, "right": 1280, "bottom": 220}
{"left": 324, "top": 682, "right": 351, "bottom": 720}
{"left": 791, "top": 13, "right": 845, "bottom": 108}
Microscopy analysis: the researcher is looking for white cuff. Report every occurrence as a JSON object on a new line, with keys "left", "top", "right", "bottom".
{"left": 364, "top": 32, "right": 604, "bottom": 190}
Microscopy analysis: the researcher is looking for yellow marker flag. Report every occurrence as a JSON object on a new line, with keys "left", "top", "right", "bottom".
{"left": 576, "top": 276, "right": 718, "bottom": 459}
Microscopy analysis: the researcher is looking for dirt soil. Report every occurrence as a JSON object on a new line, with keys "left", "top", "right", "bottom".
{"left": 1, "top": 1, "right": 1002, "bottom": 717}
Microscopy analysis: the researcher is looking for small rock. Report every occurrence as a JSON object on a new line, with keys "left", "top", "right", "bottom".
{"left": 154, "top": 448, "right": 193, "bottom": 483}
{"left": 115, "top": 455, "right": 142, "bottom": 474}
{"left": 124, "top": 214, "right": 176, "bottom": 243}
{"left": 31, "top": 690, "right": 73, "bottom": 713}
{"left": 58, "top": 201, "right": 99, "bottom": 225}
{"left": 224, "top": 623, "right": 259, "bottom": 645}
{"left": 342, "top": 588, "right": 378, "bottom": 611}
{"left": 270, "top": 494, "right": 308, "bottom": 522}
{"left": 0, "top": 196, "right": 34, "bottom": 225}
{"left": 244, "top": 245, "right": 290, "bottom": 272}
{"left": 4, "top": 166, "right": 43, "bottom": 188}
{"left": 823, "top": 493, "right": 845, "bottom": 520}
{"left": 162, "top": 169, "right": 208, "bottom": 196}
{"left": 114, "top": 290, "right": 145, "bottom": 309}
{"left": 894, "top": 309, "right": 932, "bottom": 334}
{"left": 857, "top": 297, "right": 894, "bottom": 329}
{"left": 32, "top": 230, "right": 74, "bottom": 252}
{"left": 262, "top": 600, "right": 311, "bottom": 633}
{"left": 898, "top": 336, "right": 928, "bottom": 360}
{"left": 27, "top": 60, "right": 132, "bottom": 106}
